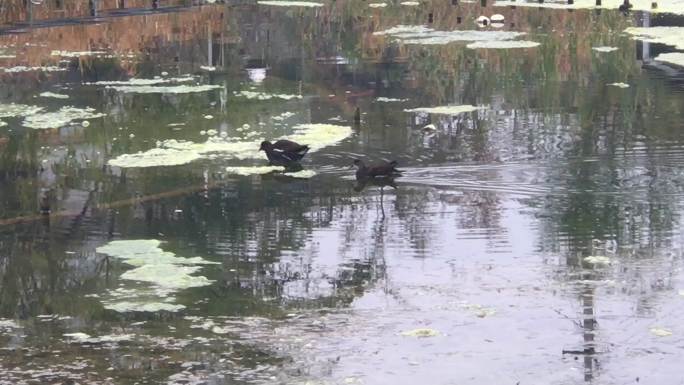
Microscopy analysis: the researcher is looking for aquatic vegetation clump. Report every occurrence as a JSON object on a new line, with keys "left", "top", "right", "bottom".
{"left": 225, "top": 165, "right": 285, "bottom": 175}
{"left": 284, "top": 169, "right": 317, "bottom": 178}
{"left": 257, "top": 0, "right": 324, "bottom": 6}
{"left": 624, "top": 27, "right": 684, "bottom": 50}
{"left": 495, "top": 0, "right": 684, "bottom": 14}
{"left": 654, "top": 52, "right": 684, "bottom": 68}
{"left": 22, "top": 106, "right": 105, "bottom": 129}
{"left": 374, "top": 25, "right": 527, "bottom": 46}
{"left": 2, "top": 66, "right": 66, "bottom": 73}
{"left": 39, "top": 91, "right": 69, "bottom": 99}
{"left": 608, "top": 83, "right": 630, "bottom": 88}
{"left": 0, "top": 103, "right": 44, "bottom": 118}
{"left": 287, "top": 123, "right": 353, "bottom": 151}
{"left": 95, "top": 240, "right": 217, "bottom": 313}
{"left": 404, "top": 105, "right": 483, "bottom": 115}
{"left": 650, "top": 327, "right": 673, "bottom": 337}
{"left": 107, "top": 84, "right": 223, "bottom": 94}
{"left": 51, "top": 50, "right": 108, "bottom": 57}
{"left": 592, "top": 46, "right": 619, "bottom": 52}
{"left": 234, "top": 90, "right": 303, "bottom": 100}
{"left": 87, "top": 77, "right": 195, "bottom": 86}
{"left": 400, "top": 328, "right": 440, "bottom": 337}
{"left": 466, "top": 40, "right": 540, "bottom": 49}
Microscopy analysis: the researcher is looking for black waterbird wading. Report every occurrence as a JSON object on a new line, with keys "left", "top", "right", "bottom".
{"left": 259, "top": 140, "right": 310, "bottom": 166}
{"left": 353, "top": 159, "right": 402, "bottom": 180}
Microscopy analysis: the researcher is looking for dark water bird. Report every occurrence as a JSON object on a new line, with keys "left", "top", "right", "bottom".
{"left": 354, "top": 176, "right": 398, "bottom": 192}
{"left": 259, "top": 140, "right": 310, "bottom": 166}
{"left": 353, "top": 159, "right": 402, "bottom": 180}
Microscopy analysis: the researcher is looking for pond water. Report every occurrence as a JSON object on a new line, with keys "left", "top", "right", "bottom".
{"left": 1, "top": 1, "right": 684, "bottom": 384}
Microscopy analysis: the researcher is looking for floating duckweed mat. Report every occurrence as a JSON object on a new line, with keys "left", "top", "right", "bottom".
{"left": 0, "top": 103, "right": 44, "bottom": 118}
{"left": 95, "top": 240, "right": 218, "bottom": 313}
{"left": 404, "top": 105, "right": 483, "bottom": 115}
{"left": 624, "top": 27, "right": 684, "bottom": 50}
{"left": 495, "top": 0, "right": 684, "bottom": 15}
{"left": 234, "top": 90, "right": 303, "bottom": 100}
{"left": 257, "top": 0, "right": 324, "bottom": 6}
{"left": 2, "top": 66, "right": 66, "bottom": 73}
{"left": 22, "top": 106, "right": 105, "bottom": 129}
{"left": 109, "top": 124, "right": 352, "bottom": 168}
{"left": 654, "top": 52, "right": 684, "bottom": 68}
{"left": 87, "top": 77, "right": 195, "bottom": 86}
{"left": 466, "top": 40, "right": 540, "bottom": 49}
{"left": 106, "top": 84, "right": 223, "bottom": 94}
{"left": 592, "top": 46, "right": 619, "bottom": 52}
{"left": 39, "top": 91, "right": 69, "bottom": 99}
{"left": 374, "top": 25, "right": 527, "bottom": 45}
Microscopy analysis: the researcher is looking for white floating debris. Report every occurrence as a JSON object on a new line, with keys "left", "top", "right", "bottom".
{"left": 3, "top": 66, "right": 66, "bottom": 73}
{"left": 400, "top": 1, "right": 420, "bottom": 5}
{"left": 39, "top": 91, "right": 69, "bottom": 99}
{"left": 87, "top": 77, "right": 195, "bottom": 86}
{"left": 51, "top": 50, "right": 108, "bottom": 58}
{"left": 583, "top": 255, "right": 611, "bottom": 264}
{"left": 369, "top": 2, "right": 388, "bottom": 7}
{"left": 81, "top": 120, "right": 90, "bottom": 127}
{"left": 654, "top": 52, "right": 684, "bottom": 68}
{"left": 376, "top": 97, "right": 408, "bottom": 102}
{"left": 374, "top": 25, "right": 527, "bottom": 45}
{"left": 204, "top": 114, "right": 214, "bottom": 120}
{"left": 225, "top": 166, "right": 285, "bottom": 176}
{"left": 284, "top": 169, "right": 316, "bottom": 178}
{"left": 476, "top": 16, "right": 490, "bottom": 27}
{"left": 467, "top": 40, "right": 540, "bottom": 49}
{"left": 234, "top": 90, "right": 303, "bottom": 100}
{"left": 608, "top": 82, "right": 630, "bottom": 88}
{"left": 405, "top": 105, "right": 483, "bottom": 115}
{"left": 624, "top": 27, "right": 684, "bottom": 50}
{"left": 400, "top": 328, "right": 440, "bottom": 337}
{"left": 22, "top": 106, "right": 105, "bottom": 129}
{"left": 650, "top": 327, "right": 673, "bottom": 337}
{"left": 592, "top": 46, "right": 619, "bottom": 52}
{"left": 257, "top": 0, "right": 324, "bottom": 6}
{"left": 491, "top": 14, "right": 505, "bottom": 22}
{"left": 200, "top": 65, "right": 216, "bottom": 72}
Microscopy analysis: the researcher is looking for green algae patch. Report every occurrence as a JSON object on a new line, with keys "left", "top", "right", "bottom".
{"left": 234, "top": 90, "right": 303, "bottom": 100}
{"left": 22, "top": 106, "right": 105, "bottom": 129}
{"left": 405, "top": 105, "right": 482, "bottom": 115}
{"left": 108, "top": 84, "right": 222, "bottom": 94}
{"left": 108, "top": 146, "right": 203, "bottom": 168}
{"left": 39, "top": 91, "right": 69, "bottom": 99}
{"left": 654, "top": 52, "right": 684, "bottom": 68}
{"left": 94, "top": 239, "right": 217, "bottom": 313}
{"left": 374, "top": 26, "right": 526, "bottom": 45}
{"left": 624, "top": 27, "right": 684, "bottom": 50}
{"left": 257, "top": 1, "right": 324, "bottom": 6}
{"left": 584, "top": 255, "right": 611, "bottom": 264}
{"left": 466, "top": 40, "right": 540, "bottom": 49}
{"left": 650, "top": 327, "right": 673, "bottom": 337}
{"left": 88, "top": 77, "right": 195, "bottom": 86}
{"left": 284, "top": 169, "right": 317, "bottom": 178}
{"left": 495, "top": 0, "right": 684, "bottom": 15}
{"left": 0, "top": 103, "right": 44, "bottom": 118}
{"left": 608, "top": 82, "right": 630, "bottom": 88}
{"left": 400, "top": 328, "right": 440, "bottom": 337}
{"left": 592, "top": 46, "right": 619, "bottom": 53}
{"left": 287, "top": 123, "right": 353, "bottom": 151}
{"left": 225, "top": 166, "right": 285, "bottom": 175}
{"left": 3, "top": 65, "right": 66, "bottom": 73}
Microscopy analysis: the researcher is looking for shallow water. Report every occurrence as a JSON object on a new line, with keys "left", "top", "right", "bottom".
{"left": 1, "top": 1, "right": 684, "bottom": 384}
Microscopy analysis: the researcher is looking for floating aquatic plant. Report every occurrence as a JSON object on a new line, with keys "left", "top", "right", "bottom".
{"left": 257, "top": 0, "right": 324, "bottom": 6}
{"left": 404, "top": 105, "right": 482, "bottom": 115}
{"left": 22, "top": 106, "right": 105, "bottom": 129}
